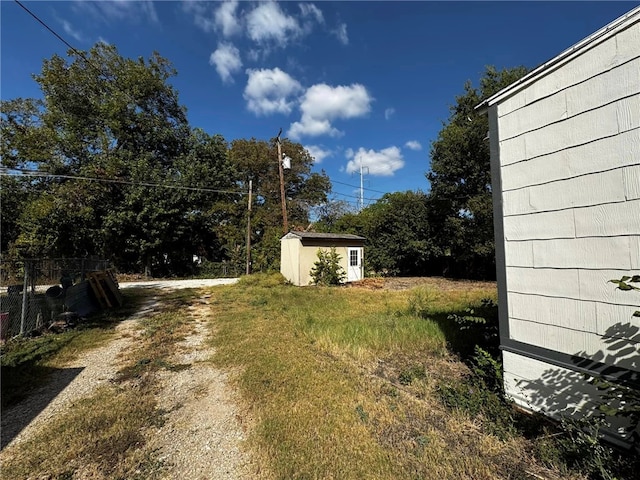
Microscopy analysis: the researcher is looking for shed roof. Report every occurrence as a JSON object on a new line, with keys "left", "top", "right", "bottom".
{"left": 476, "top": 6, "right": 640, "bottom": 112}
{"left": 281, "top": 232, "right": 366, "bottom": 241}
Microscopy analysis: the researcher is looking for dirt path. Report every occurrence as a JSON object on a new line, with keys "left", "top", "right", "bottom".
{"left": 0, "top": 287, "right": 253, "bottom": 479}
{"left": 148, "top": 295, "right": 254, "bottom": 479}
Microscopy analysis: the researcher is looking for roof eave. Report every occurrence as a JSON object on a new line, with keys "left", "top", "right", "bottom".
{"left": 475, "top": 5, "right": 640, "bottom": 112}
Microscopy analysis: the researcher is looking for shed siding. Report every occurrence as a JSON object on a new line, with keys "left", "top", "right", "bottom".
{"left": 492, "top": 17, "right": 640, "bottom": 427}
{"left": 280, "top": 234, "right": 363, "bottom": 286}
{"left": 281, "top": 237, "right": 302, "bottom": 285}
{"left": 296, "top": 245, "right": 350, "bottom": 287}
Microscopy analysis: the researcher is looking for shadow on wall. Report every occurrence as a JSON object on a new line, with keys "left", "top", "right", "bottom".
{"left": 513, "top": 321, "right": 640, "bottom": 447}
{"left": 0, "top": 366, "right": 84, "bottom": 450}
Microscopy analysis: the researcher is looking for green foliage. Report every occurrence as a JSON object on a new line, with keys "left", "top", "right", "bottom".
{"left": 328, "top": 191, "right": 438, "bottom": 276}
{"left": 609, "top": 275, "right": 640, "bottom": 292}
{"left": 447, "top": 298, "right": 499, "bottom": 356}
{"left": 310, "top": 247, "right": 346, "bottom": 285}
{"left": 590, "top": 275, "right": 640, "bottom": 446}
{"left": 437, "top": 346, "right": 515, "bottom": 440}
{"left": 609, "top": 275, "right": 640, "bottom": 317}
{"left": 398, "top": 364, "right": 426, "bottom": 385}
{"left": 427, "top": 66, "right": 529, "bottom": 279}
{"left": 224, "top": 137, "right": 331, "bottom": 272}
{"left": 552, "top": 416, "right": 626, "bottom": 480}
{"left": 591, "top": 377, "right": 640, "bottom": 441}
{"left": 2, "top": 44, "right": 331, "bottom": 275}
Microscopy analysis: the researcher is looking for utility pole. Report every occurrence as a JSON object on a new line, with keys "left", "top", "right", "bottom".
{"left": 245, "top": 180, "right": 252, "bottom": 275}
{"left": 359, "top": 163, "right": 369, "bottom": 212}
{"left": 276, "top": 128, "right": 288, "bottom": 235}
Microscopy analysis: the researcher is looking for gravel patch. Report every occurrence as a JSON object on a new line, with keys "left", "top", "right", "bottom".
{"left": 1, "top": 316, "right": 140, "bottom": 451}
{"left": 149, "top": 297, "right": 255, "bottom": 479}
{"left": 0, "top": 285, "right": 255, "bottom": 479}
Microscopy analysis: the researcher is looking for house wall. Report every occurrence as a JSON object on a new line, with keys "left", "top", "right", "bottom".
{"left": 492, "top": 20, "right": 640, "bottom": 423}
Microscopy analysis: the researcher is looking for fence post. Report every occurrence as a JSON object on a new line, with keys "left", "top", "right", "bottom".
{"left": 20, "top": 261, "right": 28, "bottom": 336}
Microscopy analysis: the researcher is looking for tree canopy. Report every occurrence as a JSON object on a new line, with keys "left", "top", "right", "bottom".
{"left": 2, "top": 47, "right": 527, "bottom": 280}
{"left": 1, "top": 44, "right": 330, "bottom": 275}
{"left": 317, "top": 66, "right": 529, "bottom": 279}
{"left": 426, "top": 65, "right": 529, "bottom": 279}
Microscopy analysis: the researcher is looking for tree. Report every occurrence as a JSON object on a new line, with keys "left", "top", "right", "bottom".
{"left": 1, "top": 43, "right": 235, "bottom": 275}
{"left": 227, "top": 138, "right": 331, "bottom": 271}
{"left": 329, "top": 191, "right": 437, "bottom": 276}
{"left": 427, "top": 66, "right": 529, "bottom": 279}
{"left": 310, "top": 247, "right": 346, "bottom": 285}
{"left": 311, "top": 198, "right": 354, "bottom": 232}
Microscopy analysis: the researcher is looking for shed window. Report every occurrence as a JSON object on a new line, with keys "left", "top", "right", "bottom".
{"left": 350, "top": 250, "right": 359, "bottom": 266}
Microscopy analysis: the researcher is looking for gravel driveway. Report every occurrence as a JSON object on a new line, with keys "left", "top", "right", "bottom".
{"left": 119, "top": 278, "right": 239, "bottom": 290}
{"left": 1, "top": 278, "right": 254, "bottom": 479}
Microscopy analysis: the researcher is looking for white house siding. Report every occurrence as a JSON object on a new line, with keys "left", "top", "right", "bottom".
{"left": 486, "top": 11, "right": 640, "bottom": 428}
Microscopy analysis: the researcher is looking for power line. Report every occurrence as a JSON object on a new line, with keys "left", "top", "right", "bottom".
{"left": 330, "top": 190, "right": 380, "bottom": 203}
{"left": 15, "top": 1, "right": 81, "bottom": 55}
{"left": 330, "top": 178, "right": 387, "bottom": 195}
{"left": 2, "top": 168, "right": 246, "bottom": 196}
{"left": 3, "top": 168, "right": 383, "bottom": 203}
{"left": 11, "top": 2, "right": 385, "bottom": 208}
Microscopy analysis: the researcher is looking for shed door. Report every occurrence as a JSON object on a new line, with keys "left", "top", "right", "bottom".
{"left": 347, "top": 247, "right": 363, "bottom": 282}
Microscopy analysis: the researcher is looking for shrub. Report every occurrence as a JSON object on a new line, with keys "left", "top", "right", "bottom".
{"left": 309, "top": 248, "right": 346, "bottom": 286}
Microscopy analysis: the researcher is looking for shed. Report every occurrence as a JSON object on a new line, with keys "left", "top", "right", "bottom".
{"left": 477, "top": 6, "right": 640, "bottom": 445}
{"left": 280, "top": 232, "right": 366, "bottom": 286}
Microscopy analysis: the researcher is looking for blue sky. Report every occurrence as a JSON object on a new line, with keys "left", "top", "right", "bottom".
{"left": 2, "top": 1, "right": 636, "bottom": 210}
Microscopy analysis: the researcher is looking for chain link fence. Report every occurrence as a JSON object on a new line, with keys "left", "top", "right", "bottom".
{"left": 0, "top": 258, "right": 111, "bottom": 340}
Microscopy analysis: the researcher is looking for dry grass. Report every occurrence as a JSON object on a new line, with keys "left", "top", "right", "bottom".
{"left": 207, "top": 273, "right": 578, "bottom": 480}
{"left": 1, "top": 383, "right": 164, "bottom": 480}
{"left": 0, "top": 288, "right": 201, "bottom": 480}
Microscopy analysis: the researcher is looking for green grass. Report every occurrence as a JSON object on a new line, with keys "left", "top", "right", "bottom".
{"left": 7, "top": 274, "right": 634, "bottom": 479}
{"left": 208, "top": 273, "right": 547, "bottom": 480}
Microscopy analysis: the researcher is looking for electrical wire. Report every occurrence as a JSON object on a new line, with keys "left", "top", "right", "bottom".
{"left": 1, "top": 168, "right": 246, "bottom": 196}
{"left": 2, "top": 168, "right": 381, "bottom": 203}
{"left": 330, "top": 178, "right": 387, "bottom": 195}
{"left": 10, "top": 2, "right": 391, "bottom": 208}
{"left": 329, "top": 190, "right": 381, "bottom": 203}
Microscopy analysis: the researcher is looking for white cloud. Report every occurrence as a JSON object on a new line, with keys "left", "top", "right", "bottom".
{"left": 299, "top": 3, "right": 324, "bottom": 23}
{"left": 215, "top": 0, "right": 242, "bottom": 37}
{"left": 61, "top": 20, "right": 84, "bottom": 42}
{"left": 209, "top": 43, "right": 242, "bottom": 84}
{"left": 246, "top": 2, "right": 301, "bottom": 47}
{"left": 345, "top": 147, "right": 405, "bottom": 177}
{"left": 288, "top": 83, "right": 372, "bottom": 139}
{"left": 332, "top": 23, "right": 348, "bottom": 45}
{"left": 299, "top": 3, "right": 324, "bottom": 33}
{"left": 405, "top": 140, "right": 422, "bottom": 151}
{"left": 182, "top": 1, "right": 215, "bottom": 32}
{"left": 289, "top": 118, "right": 340, "bottom": 139}
{"left": 384, "top": 108, "right": 395, "bottom": 120}
{"left": 305, "top": 145, "right": 332, "bottom": 163}
{"left": 78, "top": 0, "right": 158, "bottom": 24}
{"left": 244, "top": 68, "right": 303, "bottom": 116}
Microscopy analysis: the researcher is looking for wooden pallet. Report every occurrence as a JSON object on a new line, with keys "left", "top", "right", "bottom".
{"left": 86, "top": 271, "right": 123, "bottom": 308}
